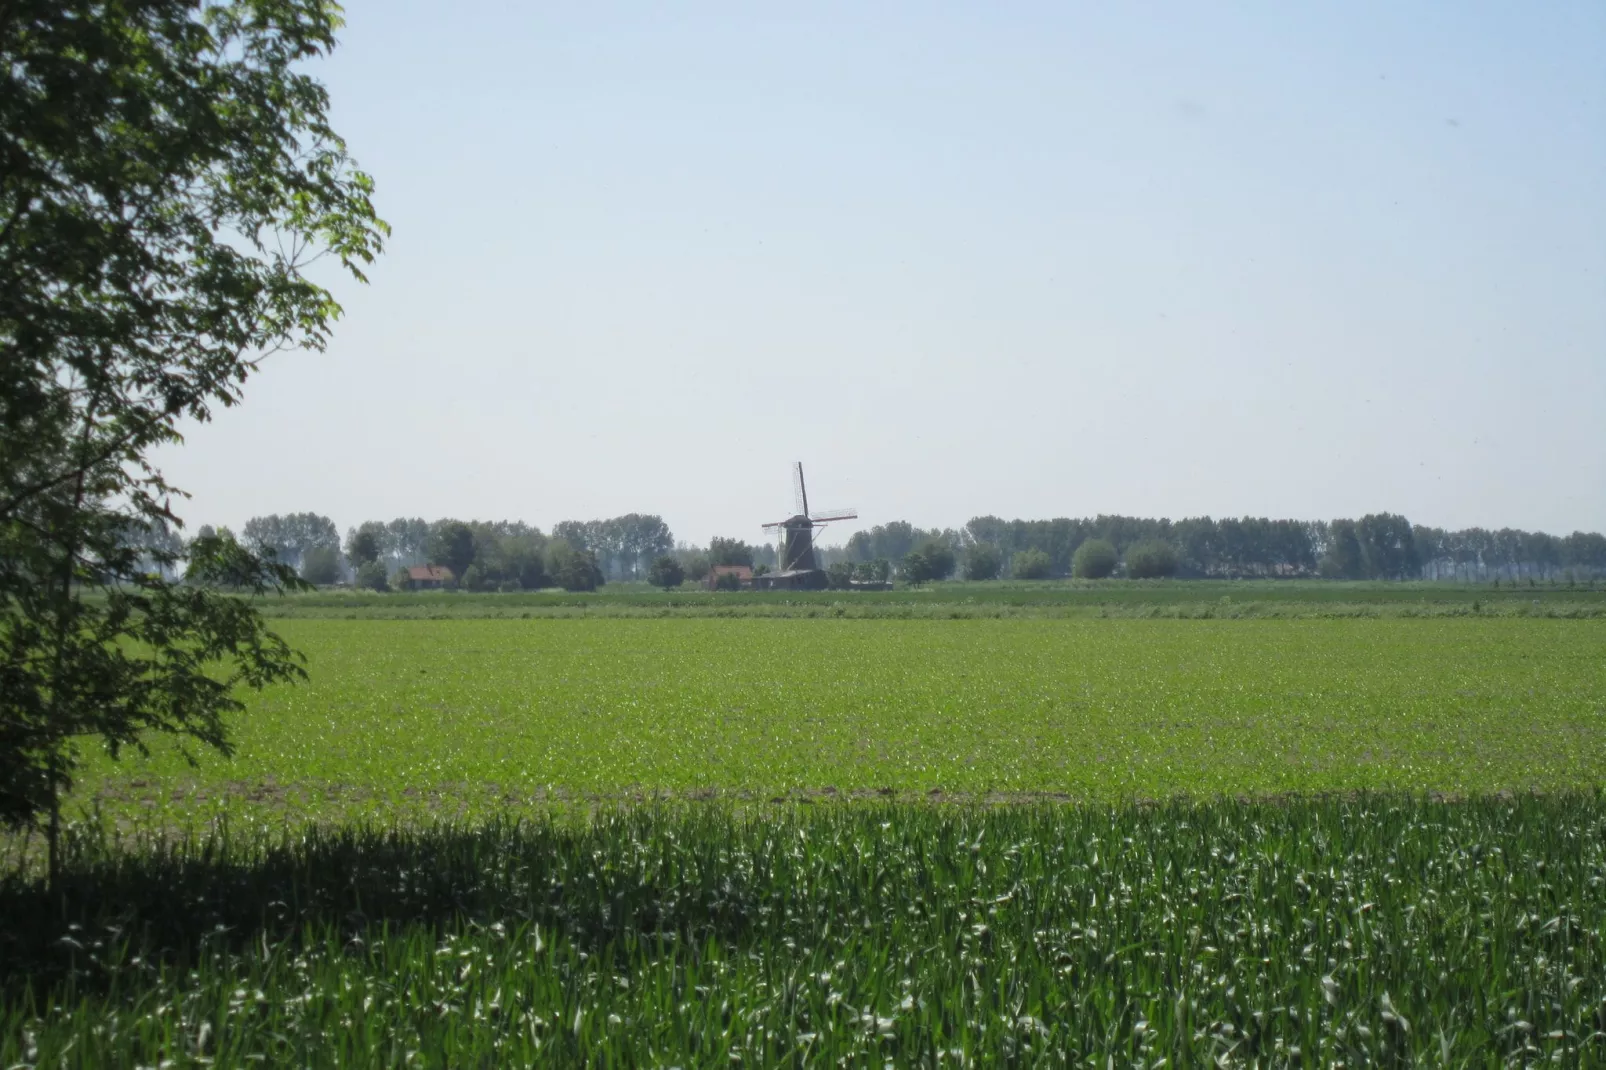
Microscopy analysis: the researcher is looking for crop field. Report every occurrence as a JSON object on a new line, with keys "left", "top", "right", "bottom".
{"left": 7, "top": 608, "right": 1606, "bottom": 1066}
{"left": 5, "top": 796, "right": 1606, "bottom": 1065}
{"left": 62, "top": 616, "right": 1606, "bottom": 828}
{"left": 259, "top": 578, "right": 1606, "bottom": 620}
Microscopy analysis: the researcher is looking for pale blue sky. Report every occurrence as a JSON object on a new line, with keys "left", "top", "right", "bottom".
{"left": 162, "top": 1, "right": 1606, "bottom": 544}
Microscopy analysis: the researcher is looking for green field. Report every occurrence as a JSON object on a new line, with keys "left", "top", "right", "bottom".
{"left": 259, "top": 578, "right": 1606, "bottom": 619}
{"left": 8, "top": 601, "right": 1606, "bottom": 1065}
{"left": 69, "top": 616, "right": 1606, "bottom": 828}
{"left": 5, "top": 797, "right": 1606, "bottom": 1065}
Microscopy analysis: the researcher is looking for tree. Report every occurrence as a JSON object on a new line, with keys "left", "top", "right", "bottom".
{"left": 826, "top": 561, "right": 856, "bottom": 589}
{"left": 354, "top": 561, "right": 389, "bottom": 592}
{"left": 713, "top": 570, "right": 743, "bottom": 591}
{"left": 854, "top": 559, "right": 892, "bottom": 583}
{"left": 502, "top": 534, "right": 549, "bottom": 590}
{"left": 647, "top": 555, "right": 684, "bottom": 590}
{"left": 428, "top": 521, "right": 476, "bottom": 581}
{"left": 912, "top": 538, "right": 955, "bottom": 581}
{"left": 709, "top": 537, "right": 755, "bottom": 567}
{"left": 0, "top": 0, "right": 383, "bottom": 882}
{"left": 1355, "top": 513, "right": 1418, "bottom": 580}
{"left": 963, "top": 543, "right": 1001, "bottom": 581}
{"left": 1071, "top": 539, "right": 1117, "bottom": 579}
{"left": 682, "top": 552, "right": 712, "bottom": 583}
{"left": 346, "top": 524, "right": 384, "bottom": 568}
{"left": 902, "top": 549, "right": 932, "bottom": 584}
{"left": 300, "top": 545, "right": 342, "bottom": 585}
{"left": 618, "top": 515, "right": 674, "bottom": 579}
{"left": 242, "top": 513, "right": 339, "bottom": 569}
{"left": 1320, "top": 520, "right": 1366, "bottom": 579}
{"left": 384, "top": 518, "right": 430, "bottom": 567}
{"left": 546, "top": 540, "right": 603, "bottom": 592}
{"left": 1124, "top": 540, "right": 1178, "bottom": 579}
{"left": 1012, "top": 549, "right": 1052, "bottom": 580}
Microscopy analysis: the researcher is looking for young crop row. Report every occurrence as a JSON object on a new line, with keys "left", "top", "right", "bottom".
{"left": 4, "top": 795, "right": 1604, "bottom": 1065}
{"left": 63, "top": 618, "right": 1606, "bottom": 833}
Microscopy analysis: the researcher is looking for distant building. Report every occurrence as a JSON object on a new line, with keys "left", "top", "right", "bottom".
{"left": 752, "top": 568, "right": 828, "bottom": 591}
{"left": 404, "top": 565, "right": 453, "bottom": 590}
{"left": 706, "top": 564, "right": 753, "bottom": 590}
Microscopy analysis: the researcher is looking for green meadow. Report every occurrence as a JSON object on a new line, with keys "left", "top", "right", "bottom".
{"left": 8, "top": 597, "right": 1606, "bottom": 1065}
{"left": 66, "top": 615, "right": 1606, "bottom": 828}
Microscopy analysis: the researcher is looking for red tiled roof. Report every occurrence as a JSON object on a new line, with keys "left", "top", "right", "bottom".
{"left": 406, "top": 565, "right": 452, "bottom": 581}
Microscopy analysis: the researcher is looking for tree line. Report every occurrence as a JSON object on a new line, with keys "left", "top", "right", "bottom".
{"left": 161, "top": 514, "right": 678, "bottom": 592}
{"left": 845, "top": 515, "right": 1606, "bottom": 582}
{"left": 158, "top": 511, "right": 1606, "bottom": 590}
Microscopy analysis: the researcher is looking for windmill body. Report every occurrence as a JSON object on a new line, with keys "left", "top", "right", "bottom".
{"left": 755, "top": 464, "right": 857, "bottom": 591}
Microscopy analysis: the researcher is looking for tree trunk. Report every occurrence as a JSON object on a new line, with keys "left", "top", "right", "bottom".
{"left": 47, "top": 769, "right": 60, "bottom": 894}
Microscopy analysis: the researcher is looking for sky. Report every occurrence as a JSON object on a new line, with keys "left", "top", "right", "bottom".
{"left": 158, "top": 0, "right": 1606, "bottom": 546}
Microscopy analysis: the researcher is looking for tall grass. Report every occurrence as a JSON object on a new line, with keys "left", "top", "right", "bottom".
{"left": 5, "top": 794, "right": 1604, "bottom": 1065}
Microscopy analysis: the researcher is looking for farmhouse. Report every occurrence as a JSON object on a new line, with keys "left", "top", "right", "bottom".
{"left": 706, "top": 564, "right": 753, "bottom": 590}
{"left": 753, "top": 568, "right": 828, "bottom": 591}
{"left": 402, "top": 565, "right": 453, "bottom": 590}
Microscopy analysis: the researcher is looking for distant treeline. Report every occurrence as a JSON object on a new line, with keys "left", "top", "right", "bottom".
{"left": 843, "top": 515, "right": 1606, "bottom": 581}
{"left": 150, "top": 510, "right": 1606, "bottom": 588}
{"left": 158, "top": 514, "right": 678, "bottom": 591}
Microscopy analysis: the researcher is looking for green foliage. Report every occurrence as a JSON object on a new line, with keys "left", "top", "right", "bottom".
{"left": 0, "top": 0, "right": 382, "bottom": 866}
{"left": 345, "top": 526, "right": 384, "bottom": 568}
{"left": 647, "top": 556, "right": 684, "bottom": 590}
{"left": 1321, "top": 520, "right": 1366, "bottom": 579}
{"left": 901, "top": 540, "right": 957, "bottom": 584}
{"left": 714, "top": 570, "right": 743, "bottom": 591}
{"left": 427, "top": 522, "right": 476, "bottom": 580}
{"left": 918, "top": 538, "right": 956, "bottom": 581}
{"left": 5, "top": 796, "right": 1606, "bottom": 1065}
{"left": 353, "top": 561, "right": 389, "bottom": 593}
{"left": 682, "top": 553, "right": 711, "bottom": 583}
{"left": 708, "top": 538, "right": 755, "bottom": 567}
{"left": 963, "top": 542, "right": 1001, "bottom": 581}
{"left": 299, "top": 546, "right": 342, "bottom": 586}
{"left": 1356, "top": 512, "right": 1420, "bottom": 579}
{"left": 846, "top": 520, "right": 919, "bottom": 563}
{"left": 1011, "top": 549, "right": 1052, "bottom": 580}
{"left": 901, "top": 549, "right": 931, "bottom": 584}
{"left": 854, "top": 559, "right": 892, "bottom": 583}
{"left": 1071, "top": 539, "right": 1117, "bottom": 579}
{"left": 545, "top": 541, "right": 603, "bottom": 593}
{"left": 470, "top": 527, "right": 548, "bottom": 591}
{"left": 1124, "top": 539, "right": 1178, "bottom": 579}
{"left": 825, "top": 561, "right": 856, "bottom": 589}
{"left": 243, "top": 514, "right": 339, "bottom": 568}
{"left": 547, "top": 515, "right": 673, "bottom": 580}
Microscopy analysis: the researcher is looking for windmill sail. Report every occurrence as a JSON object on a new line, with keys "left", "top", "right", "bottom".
{"left": 792, "top": 462, "right": 809, "bottom": 518}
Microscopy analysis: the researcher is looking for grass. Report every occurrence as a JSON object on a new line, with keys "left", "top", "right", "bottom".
{"left": 5, "top": 795, "right": 1606, "bottom": 1065}
{"left": 8, "top": 602, "right": 1606, "bottom": 1065}
{"left": 58, "top": 617, "right": 1606, "bottom": 831}
{"left": 257, "top": 579, "right": 1606, "bottom": 619}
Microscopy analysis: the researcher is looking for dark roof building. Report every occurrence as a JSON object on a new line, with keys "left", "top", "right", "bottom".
{"left": 404, "top": 565, "right": 453, "bottom": 589}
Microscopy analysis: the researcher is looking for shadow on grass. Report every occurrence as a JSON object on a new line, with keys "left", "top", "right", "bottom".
{"left": 0, "top": 810, "right": 800, "bottom": 997}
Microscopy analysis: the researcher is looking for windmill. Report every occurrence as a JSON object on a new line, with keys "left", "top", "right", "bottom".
{"left": 757, "top": 463, "right": 857, "bottom": 589}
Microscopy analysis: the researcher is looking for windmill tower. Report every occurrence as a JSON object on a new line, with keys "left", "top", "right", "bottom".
{"left": 757, "top": 463, "right": 857, "bottom": 589}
